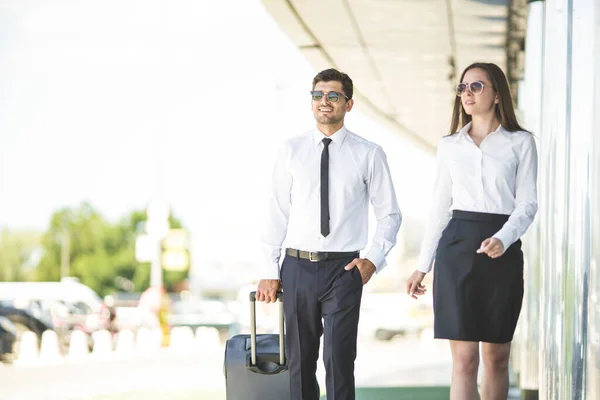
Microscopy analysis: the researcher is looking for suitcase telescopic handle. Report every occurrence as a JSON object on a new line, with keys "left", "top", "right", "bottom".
{"left": 249, "top": 291, "right": 285, "bottom": 367}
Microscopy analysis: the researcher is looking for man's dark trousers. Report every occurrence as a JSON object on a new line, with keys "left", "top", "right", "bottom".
{"left": 281, "top": 254, "right": 364, "bottom": 400}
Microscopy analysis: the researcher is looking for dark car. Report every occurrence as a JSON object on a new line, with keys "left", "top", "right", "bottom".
{"left": 0, "top": 280, "right": 112, "bottom": 352}
{"left": 0, "top": 303, "right": 58, "bottom": 356}
{"left": 0, "top": 316, "right": 17, "bottom": 361}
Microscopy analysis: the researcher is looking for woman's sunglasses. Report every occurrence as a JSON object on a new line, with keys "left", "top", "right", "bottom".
{"left": 456, "top": 81, "right": 486, "bottom": 96}
{"left": 310, "top": 90, "right": 349, "bottom": 103}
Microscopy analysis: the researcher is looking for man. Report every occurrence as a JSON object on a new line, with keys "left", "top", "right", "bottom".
{"left": 257, "top": 68, "right": 401, "bottom": 400}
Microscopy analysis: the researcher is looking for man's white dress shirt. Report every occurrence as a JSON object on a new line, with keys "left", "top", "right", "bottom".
{"left": 417, "top": 122, "right": 538, "bottom": 273}
{"left": 260, "top": 126, "right": 402, "bottom": 280}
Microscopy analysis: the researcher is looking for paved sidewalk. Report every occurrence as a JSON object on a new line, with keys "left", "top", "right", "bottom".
{"left": 85, "top": 390, "right": 221, "bottom": 400}
{"left": 85, "top": 386, "right": 521, "bottom": 400}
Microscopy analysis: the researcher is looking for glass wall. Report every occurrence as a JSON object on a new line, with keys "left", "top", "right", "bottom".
{"left": 587, "top": 0, "right": 600, "bottom": 397}
{"left": 538, "top": 0, "right": 572, "bottom": 393}
{"left": 519, "top": 0, "right": 600, "bottom": 398}
{"left": 517, "top": 0, "right": 544, "bottom": 393}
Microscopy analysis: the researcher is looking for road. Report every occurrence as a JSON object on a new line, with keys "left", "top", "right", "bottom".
{"left": 0, "top": 334, "right": 452, "bottom": 400}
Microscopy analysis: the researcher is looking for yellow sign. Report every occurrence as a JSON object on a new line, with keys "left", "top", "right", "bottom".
{"left": 162, "top": 229, "right": 189, "bottom": 251}
{"left": 162, "top": 250, "right": 189, "bottom": 271}
{"left": 159, "top": 229, "right": 190, "bottom": 271}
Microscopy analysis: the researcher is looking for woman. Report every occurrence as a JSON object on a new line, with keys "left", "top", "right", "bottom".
{"left": 406, "top": 62, "right": 538, "bottom": 400}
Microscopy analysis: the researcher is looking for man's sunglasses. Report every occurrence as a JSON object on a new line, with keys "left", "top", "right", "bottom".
{"left": 310, "top": 90, "right": 349, "bottom": 103}
{"left": 456, "top": 81, "right": 486, "bottom": 96}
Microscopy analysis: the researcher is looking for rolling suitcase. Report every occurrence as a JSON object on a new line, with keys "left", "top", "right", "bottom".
{"left": 224, "top": 291, "right": 290, "bottom": 399}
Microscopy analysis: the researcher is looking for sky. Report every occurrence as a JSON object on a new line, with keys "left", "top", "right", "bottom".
{"left": 0, "top": 0, "right": 435, "bottom": 274}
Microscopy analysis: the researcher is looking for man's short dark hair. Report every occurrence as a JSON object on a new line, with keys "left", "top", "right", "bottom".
{"left": 312, "top": 68, "right": 353, "bottom": 100}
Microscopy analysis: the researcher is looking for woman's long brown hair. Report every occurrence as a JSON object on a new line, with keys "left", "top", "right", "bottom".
{"left": 448, "top": 62, "right": 528, "bottom": 135}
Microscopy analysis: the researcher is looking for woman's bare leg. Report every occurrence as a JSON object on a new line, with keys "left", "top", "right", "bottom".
{"left": 449, "top": 340, "right": 481, "bottom": 400}
{"left": 480, "top": 342, "right": 511, "bottom": 400}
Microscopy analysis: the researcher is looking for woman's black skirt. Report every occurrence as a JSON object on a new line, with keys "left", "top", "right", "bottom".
{"left": 433, "top": 210, "right": 524, "bottom": 343}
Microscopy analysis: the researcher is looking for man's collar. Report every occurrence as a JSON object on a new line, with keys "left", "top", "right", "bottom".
{"left": 313, "top": 126, "right": 348, "bottom": 146}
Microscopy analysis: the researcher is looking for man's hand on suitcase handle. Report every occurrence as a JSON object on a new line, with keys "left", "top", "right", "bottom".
{"left": 256, "top": 279, "right": 281, "bottom": 303}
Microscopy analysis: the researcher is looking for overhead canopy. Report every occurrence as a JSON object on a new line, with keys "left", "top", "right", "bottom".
{"left": 262, "top": 0, "right": 513, "bottom": 153}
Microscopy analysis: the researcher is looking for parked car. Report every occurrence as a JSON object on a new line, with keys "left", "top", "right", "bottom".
{"left": 0, "top": 279, "right": 111, "bottom": 351}
{"left": 0, "top": 303, "right": 57, "bottom": 357}
{"left": 0, "top": 316, "right": 17, "bottom": 362}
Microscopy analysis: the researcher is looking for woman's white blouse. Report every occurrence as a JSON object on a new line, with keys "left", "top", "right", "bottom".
{"left": 417, "top": 122, "right": 538, "bottom": 273}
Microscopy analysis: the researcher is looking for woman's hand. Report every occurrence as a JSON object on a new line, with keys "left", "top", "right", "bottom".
{"left": 406, "top": 270, "right": 427, "bottom": 300}
{"left": 476, "top": 237, "right": 505, "bottom": 258}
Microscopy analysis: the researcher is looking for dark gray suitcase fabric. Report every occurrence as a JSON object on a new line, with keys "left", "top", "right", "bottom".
{"left": 223, "top": 292, "right": 290, "bottom": 400}
{"left": 224, "top": 334, "right": 290, "bottom": 399}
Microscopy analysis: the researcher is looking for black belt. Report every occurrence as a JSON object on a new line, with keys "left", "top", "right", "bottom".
{"left": 452, "top": 210, "right": 510, "bottom": 223}
{"left": 286, "top": 248, "right": 359, "bottom": 262}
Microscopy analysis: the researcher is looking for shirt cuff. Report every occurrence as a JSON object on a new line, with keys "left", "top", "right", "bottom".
{"left": 261, "top": 262, "right": 281, "bottom": 280}
{"left": 416, "top": 262, "right": 433, "bottom": 274}
{"left": 491, "top": 233, "right": 511, "bottom": 254}
{"left": 365, "top": 249, "right": 386, "bottom": 273}
{"left": 416, "top": 250, "right": 434, "bottom": 273}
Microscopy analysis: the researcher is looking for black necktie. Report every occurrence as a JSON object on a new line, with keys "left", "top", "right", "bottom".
{"left": 321, "top": 138, "right": 332, "bottom": 237}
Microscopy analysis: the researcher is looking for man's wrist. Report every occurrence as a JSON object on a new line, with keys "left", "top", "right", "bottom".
{"left": 364, "top": 251, "right": 385, "bottom": 273}
{"left": 364, "top": 258, "right": 377, "bottom": 271}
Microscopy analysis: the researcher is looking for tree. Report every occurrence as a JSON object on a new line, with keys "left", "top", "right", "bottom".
{"left": 36, "top": 202, "right": 186, "bottom": 296}
{"left": 115, "top": 208, "right": 185, "bottom": 293}
{"left": 36, "top": 202, "right": 120, "bottom": 293}
{"left": 0, "top": 229, "right": 42, "bottom": 281}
